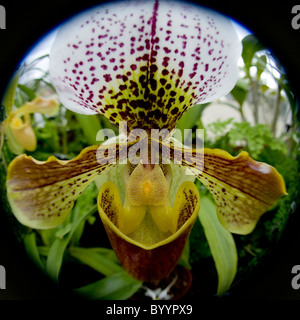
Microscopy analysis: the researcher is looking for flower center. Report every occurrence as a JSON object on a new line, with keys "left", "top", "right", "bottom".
{"left": 125, "top": 163, "right": 170, "bottom": 207}
{"left": 142, "top": 180, "right": 152, "bottom": 196}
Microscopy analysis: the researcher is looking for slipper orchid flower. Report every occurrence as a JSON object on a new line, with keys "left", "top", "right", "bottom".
{"left": 6, "top": 0, "right": 286, "bottom": 282}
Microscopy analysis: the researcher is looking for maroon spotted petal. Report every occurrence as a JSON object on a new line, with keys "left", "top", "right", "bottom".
{"left": 50, "top": 0, "right": 241, "bottom": 132}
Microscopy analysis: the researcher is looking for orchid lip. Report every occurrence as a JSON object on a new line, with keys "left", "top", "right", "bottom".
{"left": 100, "top": 208, "right": 197, "bottom": 251}
{"left": 97, "top": 175, "right": 200, "bottom": 281}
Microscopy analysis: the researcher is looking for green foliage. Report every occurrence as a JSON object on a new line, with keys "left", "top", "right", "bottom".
{"left": 178, "top": 240, "right": 192, "bottom": 270}
{"left": 73, "top": 271, "right": 142, "bottom": 300}
{"left": 230, "top": 79, "right": 249, "bottom": 107}
{"left": 242, "top": 35, "right": 266, "bottom": 76}
{"left": 228, "top": 121, "right": 287, "bottom": 159}
{"left": 207, "top": 119, "right": 287, "bottom": 160}
{"left": 198, "top": 195, "right": 238, "bottom": 296}
{"left": 74, "top": 113, "right": 103, "bottom": 146}
{"left": 189, "top": 216, "right": 211, "bottom": 263}
{"left": 173, "top": 103, "right": 209, "bottom": 143}
{"left": 24, "top": 233, "right": 45, "bottom": 271}
{"left": 68, "top": 247, "right": 122, "bottom": 276}
{"left": 207, "top": 118, "right": 234, "bottom": 141}
{"left": 264, "top": 157, "right": 300, "bottom": 242}
{"left": 229, "top": 34, "right": 298, "bottom": 133}
{"left": 1, "top": 72, "right": 20, "bottom": 115}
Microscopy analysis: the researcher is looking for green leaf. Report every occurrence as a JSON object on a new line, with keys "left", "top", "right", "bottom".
{"left": 230, "top": 79, "right": 249, "bottom": 106}
{"left": 1, "top": 72, "right": 20, "bottom": 115}
{"left": 260, "top": 84, "right": 270, "bottom": 93}
{"left": 46, "top": 204, "right": 97, "bottom": 282}
{"left": 278, "top": 75, "right": 299, "bottom": 125}
{"left": 24, "top": 232, "right": 45, "bottom": 271}
{"left": 173, "top": 103, "right": 209, "bottom": 142}
{"left": 17, "top": 84, "right": 36, "bottom": 101}
{"left": 68, "top": 247, "right": 123, "bottom": 277}
{"left": 71, "top": 182, "right": 98, "bottom": 246}
{"left": 198, "top": 196, "right": 238, "bottom": 296}
{"left": 46, "top": 237, "right": 69, "bottom": 282}
{"left": 255, "top": 54, "right": 267, "bottom": 79}
{"left": 55, "top": 223, "right": 72, "bottom": 239}
{"left": 178, "top": 239, "right": 191, "bottom": 269}
{"left": 73, "top": 271, "right": 142, "bottom": 300}
{"left": 75, "top": 113, "right": 102, "bottom": 145}
{"left": 242, "top": 35, "right": 266, "bottom": 75}
{"left": 38, "top": 246, "right": 50, "bottom": 256}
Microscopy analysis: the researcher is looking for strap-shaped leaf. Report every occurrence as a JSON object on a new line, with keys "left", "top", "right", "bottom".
{"left": 166, "top": 139, "right": 287, "bottom": 234}
{"left": 68, "top": 247, "right": 123, "bottom": 277}
{"left": 73, "top": 271, "right": 142, "bottom": 300}
{"left": 50, "top": 0, "right": 241, "bottom": 133}
{"left": 6, "top": 141, "right": 130, "bottom": 229}
{"left": 198, "top": 196, "right": 237, "bottom": 295}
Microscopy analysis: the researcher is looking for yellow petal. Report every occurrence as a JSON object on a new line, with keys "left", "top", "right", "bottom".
{"left": 167, "top": 140, "right": 287, "bottom": 234}
{"left": 150, "top": 181, "right": 200, "bottom": 234}
{"left": 100, "top": 181, "right": 147, "bottom": 235}
{"left": 14, "top": 97, "right": 59, "bottom": 116}
{"left": 172, "top": 181, "right": 200, "bottom": 230}
{"left": 6, "top": 141, "right": 130, "bottom": 229}
{"left": 149, "top": 204, "right": 174, "bottom": 233}
{"left": 120, "top": 205, "right": 147, "bottom": 235}
{"left": 9, "top": 114, "right": 37, "bottom": 151}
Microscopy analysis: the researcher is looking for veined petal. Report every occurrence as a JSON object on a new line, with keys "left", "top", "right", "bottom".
{"left": 50, "top": 0, "right": 241, "bottom": 133}
{"left": 166, "top": 140, "right": 287, "bottom": 234}
{"left": 6, "top": 141, "right": 131, "bottom": 229}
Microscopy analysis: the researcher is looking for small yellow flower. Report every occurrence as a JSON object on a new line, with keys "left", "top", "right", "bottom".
{"left": 3, "top": 97, "right": 59, "bottom": 152}
{"left": 9, "top": 113, "right": 37, "bottom": 152}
